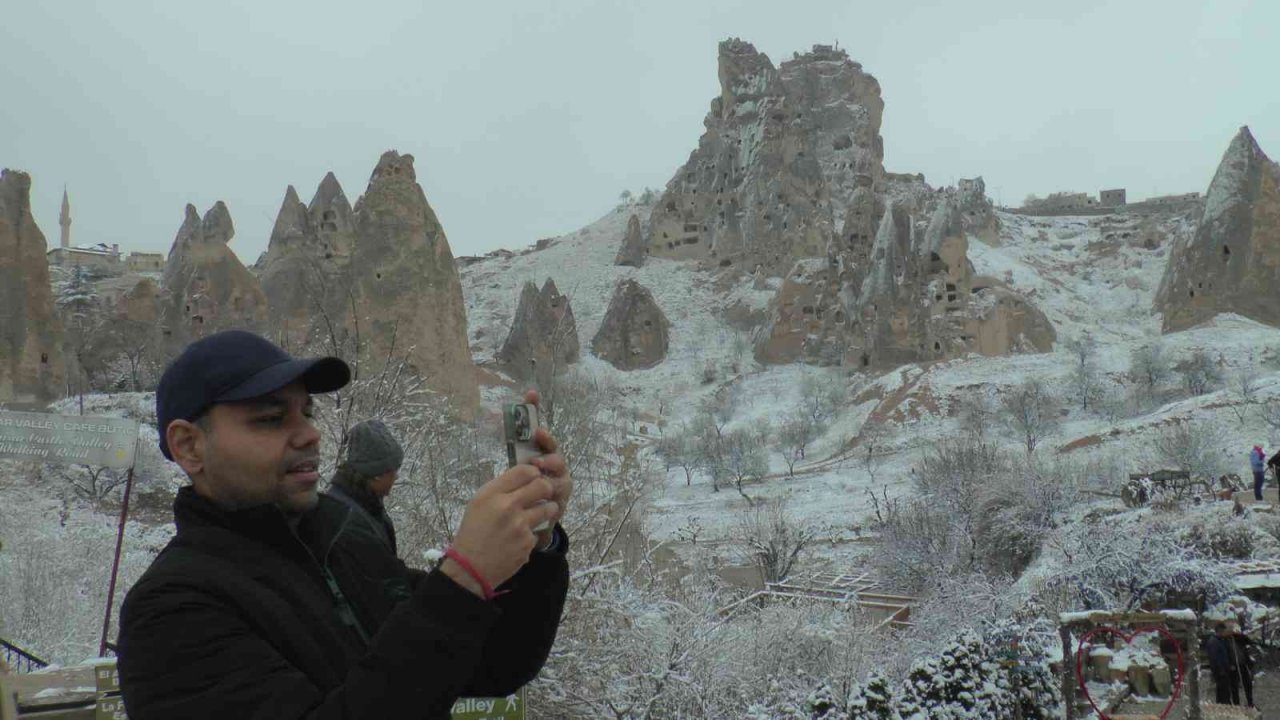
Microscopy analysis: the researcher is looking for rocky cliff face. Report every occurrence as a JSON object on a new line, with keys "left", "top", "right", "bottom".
{"left": 0, "top": 169, "right": 67, "bottom": 404}
{"left": 160, "top": 202, "right": 268, "bottom": 352}
{"left": 1158, "top": 126, "right": 1280, "bottom": 332}
{"left": 592, "top": 279, "right": 670, "bottom": 370}
{"left": 646, "top": 40, "right": 883, "bottom": 276}
{"left": 653, "top": 38, "right": 1050, "bottom": 370}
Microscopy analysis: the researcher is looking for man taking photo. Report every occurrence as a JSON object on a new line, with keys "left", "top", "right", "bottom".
{"left": 117, "top": 330, "right": 571, "bottom": 719}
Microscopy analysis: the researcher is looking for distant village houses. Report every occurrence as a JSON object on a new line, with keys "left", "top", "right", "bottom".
{"left": 1019, "top": 187, "right": 1200, "bottom": 215}
{"left": 43, "top": 188, "right": 163, "bottom": 274}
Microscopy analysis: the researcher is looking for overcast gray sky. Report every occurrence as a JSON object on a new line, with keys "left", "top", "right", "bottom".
{"left": 3, "top": 1, "right": 1276, "bottom": 265}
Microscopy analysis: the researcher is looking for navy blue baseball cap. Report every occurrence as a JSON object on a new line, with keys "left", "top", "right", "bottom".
{"left": 156, "top": 330, "right": 351, "bottom": 460}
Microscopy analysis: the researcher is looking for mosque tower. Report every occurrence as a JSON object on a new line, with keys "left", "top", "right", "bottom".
{"left": 59, "top": 187, "right": 71, "bottom": 249}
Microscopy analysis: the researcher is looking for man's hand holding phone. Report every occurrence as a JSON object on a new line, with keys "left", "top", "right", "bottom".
{"left": 441, "top": 390, "right": 572, "bottom": 599}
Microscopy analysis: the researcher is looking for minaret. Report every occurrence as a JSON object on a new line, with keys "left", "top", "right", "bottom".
{"left": 59, "top": 187, "right": 71, "bottom": 249}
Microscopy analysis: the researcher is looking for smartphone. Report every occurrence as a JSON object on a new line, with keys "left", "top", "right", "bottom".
{"left": 504, "top": 403, "right": 550, "bottom": 531}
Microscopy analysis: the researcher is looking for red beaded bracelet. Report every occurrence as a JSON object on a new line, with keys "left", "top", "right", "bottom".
{"left": 443, "top": 545, "right": 504, "bottom": 600}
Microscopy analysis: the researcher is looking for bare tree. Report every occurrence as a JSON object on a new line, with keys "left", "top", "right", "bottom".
{"left": 736, "top": 497, "right": 815, "bottom": 584}
{"left": 715, "top": 428, "right": 768, "bottom": 502}
{"left": 699, "top": 388, "right": 737, "bottom": 440}
{"left": 656, "top": 427, "right": 702, "bottom": 486}
{"left": 799, "top": 374, "right": 840, "bottom": 428}
{"left": 772, "top": 410, "right": 818, "bottom": 477}
{"left": 1000, "top": 380, "right": 1060, "bottom": 455}
{"left": 1152, "top": 419, "right": 1230, "bottom": 484}
{"left": 956, "top": 389, "right": 996, "bottom": 439}
{"left": 1228, "top": 357, "right": 1260, "bottom": 424}
{"left": 1129, "top": 341, "right": 1170, "bottom": 400}
{"left": 1262, "top": 397, "right": 1280, "bottom": 437}
{"left": 1177, "top": 349, "right": 1223, "bottom": 396}
{"left": 858, "top": 420, "right": 889, "bottom": 484}
{"left": 1065, "top": 333, "right": 1101, "bottom": 411}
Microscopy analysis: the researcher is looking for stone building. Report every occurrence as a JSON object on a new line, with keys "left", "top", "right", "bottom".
{"left": 46, "top": 243, "right": 123, "bottom": 271}
{"left": 1023, "top": 191, "right": 1098, "bottom": 211}
{"left": 1099, "top": 188, "right": 1127, "bottom": 207}
{"left": 126, "top": 252, "right": 164, "bottom": 272}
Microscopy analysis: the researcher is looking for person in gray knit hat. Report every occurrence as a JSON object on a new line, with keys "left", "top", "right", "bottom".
{"left": 326, "top": 419, "right": 405, "bottom": 553}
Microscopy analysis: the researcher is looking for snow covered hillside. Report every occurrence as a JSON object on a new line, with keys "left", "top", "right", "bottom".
{"left": 459, "top": 202, "right": 1280, "bottom": 570}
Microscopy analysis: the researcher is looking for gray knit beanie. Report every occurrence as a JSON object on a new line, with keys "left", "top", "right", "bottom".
{"left": 345, "top": 419, "right": 404, "bottom": 478}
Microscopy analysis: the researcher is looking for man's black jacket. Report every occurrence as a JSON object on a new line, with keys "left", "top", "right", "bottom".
{"left": 118, "top": 486, "right": 569, "bottom": 719}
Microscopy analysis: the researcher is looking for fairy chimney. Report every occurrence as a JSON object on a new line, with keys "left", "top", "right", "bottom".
{"left": 159, "top": 202, "right": 268, "bottom": 353}
{"left": 348, "top": 151, "right": 479, "bottom": 416}
{"left": 591, "top": 279, "right": 670, "bottom": 370}
{"left": 1158, "top": 126, "right": 1280, "bottom": 331}
{"left": 615, "top": 213, "right": 647, "bottom": 267}
{"left": 0, "top": 169, "right": 67, "bottom": 404}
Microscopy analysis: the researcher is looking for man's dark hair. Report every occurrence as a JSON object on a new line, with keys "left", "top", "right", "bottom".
{"left": 1215, "top": 622, "right": 1228, "bottom": 632}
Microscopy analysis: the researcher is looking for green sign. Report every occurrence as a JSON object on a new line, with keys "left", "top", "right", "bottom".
{"left": 451, "top": 688, "right": 525, "bottom": 719}
{"left": 0, "top": 410, "right": 138, "bottom": 468}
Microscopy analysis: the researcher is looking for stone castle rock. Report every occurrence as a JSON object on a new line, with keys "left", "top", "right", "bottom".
{"left": 1158, "top": 126, "right": 1280, "bottom": 332}
{"left": 0, "top": 169, "right": 67, "bottom": 404}
{"left": 256, "top": 152, "right": 479, "bottom": 416}
{"left": 591, "top": 279, "right": 670, "bottom": 370}
{"left": 645, "top": 40, "right": 884, "bottom": 277}
{"left": 615, "top": 214, "right": 647, "bottom": 267}
{"left": 652, "top": 39, "right": 1049, "bottom": 369}
{"left": 497, "top": 278, "right": 579, "bottom": 381}
{"left": 160, "top": 202, "right": 268, "bottom": 351}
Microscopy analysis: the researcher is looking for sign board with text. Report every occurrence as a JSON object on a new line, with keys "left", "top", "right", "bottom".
{"left": 0, "top": 410, "right": 138, "bottom": 469}
{"left": 451, "top": 689, "right": 525, "bottom": 720}
{"left": 95, "top": 662, "right": 127, "bottom": 719}
{"left": 96, "top": 695, "right": 128, "bottom": 720}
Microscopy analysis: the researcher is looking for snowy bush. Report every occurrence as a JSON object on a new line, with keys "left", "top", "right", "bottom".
{"left": 1035, "top": 512, "right": 1235, "bottom": 612}
{"left": 1183, "top": 511, "right": 1257, "bottom": 560}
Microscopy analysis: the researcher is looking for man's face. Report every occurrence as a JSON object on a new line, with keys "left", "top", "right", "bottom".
{"left": 198, "top": 382, "right": 322, "bottom": 514}
{"left": 368, "top": 470, "right": 398, "bottom": 499}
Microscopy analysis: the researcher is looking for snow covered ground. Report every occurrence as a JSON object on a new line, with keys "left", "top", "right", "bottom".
{"left": 459, "top": 205, "right": 1280, "bottom": 568}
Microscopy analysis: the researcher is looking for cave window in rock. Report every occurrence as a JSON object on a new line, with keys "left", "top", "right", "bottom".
{"left": 1223, "top": 245, "right": 1231, "bottom": 259}
{"left": 1189, "top": 289, "right": 1195, "bottom": 298}
{"left": 861, "top": 354, "right": 870, "bottom": 367}
{"left": 720, "top": 259, "right": 732, "bottom": 267}
{"left": 193, "top": 315, "right": 204, "bottom": 325}
{"left": 934, "top": 341, "right": 941, "bottom": 351}
{"left": 41, "top": 353, "right": 48, "bottom": 364}
{"left": 376, "top": 272, "right": 382, "bottom": 280}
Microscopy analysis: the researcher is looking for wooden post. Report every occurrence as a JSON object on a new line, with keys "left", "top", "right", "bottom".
{"left": 1185, "top": 625, "right": 1201, "bottom": 720}
{"left": 1060, "top": 625, "right": 1075, "bottom": 720}
{"left": 99, "top": 464, "right": 135, "bottom": 658}
{"left": 0, "top": 673, "right": 16, "bottom": 720}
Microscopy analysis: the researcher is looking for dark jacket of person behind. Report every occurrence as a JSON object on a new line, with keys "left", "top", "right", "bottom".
{"left": 327, "top": 419, "right": 404, "bottom": 555}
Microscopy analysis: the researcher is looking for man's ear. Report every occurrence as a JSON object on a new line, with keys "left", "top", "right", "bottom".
{"left": 167, "top": 419, "right": 206, "bottom": 476}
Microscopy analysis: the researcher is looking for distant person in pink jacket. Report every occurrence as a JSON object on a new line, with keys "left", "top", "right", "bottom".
{"left": 1250, "top": 445, "right": 1266, "bottom": 501}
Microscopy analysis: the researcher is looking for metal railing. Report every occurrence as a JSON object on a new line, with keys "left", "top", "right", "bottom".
{"left": 0, "top": 637, "right": 49, "bottom": 674}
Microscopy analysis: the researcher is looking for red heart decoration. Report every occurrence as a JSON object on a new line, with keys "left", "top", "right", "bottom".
{"left": 1074, "top": 625, "right": 1185, "bottom": 720}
